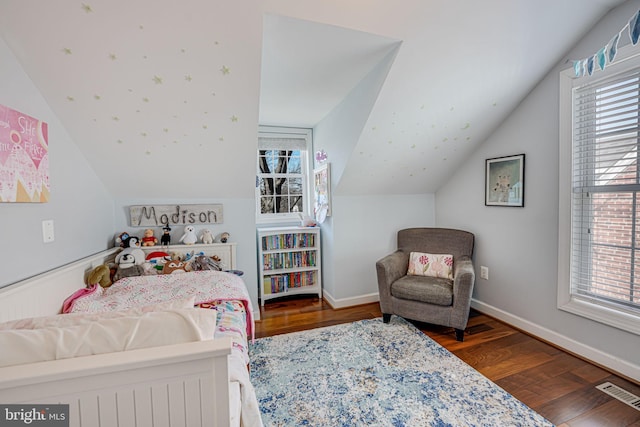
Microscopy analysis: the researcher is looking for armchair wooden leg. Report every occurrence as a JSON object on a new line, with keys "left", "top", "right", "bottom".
{"left": 455, "top": 328, "right": 465, "bottom": 342}
{"left": 382, "top": 314, "right": 392, "bottom": 323}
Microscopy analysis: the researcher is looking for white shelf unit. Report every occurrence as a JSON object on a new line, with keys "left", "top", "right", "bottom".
{"left": 258, "top": 226, "right": 322, "bottom": 306}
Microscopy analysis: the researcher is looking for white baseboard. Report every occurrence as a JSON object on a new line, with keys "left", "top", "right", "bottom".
{"left": 323, "top": 290, "right": 379, "bottom": 309}
{"left": 471, "top": 299, "right": 640, "bottom": 382}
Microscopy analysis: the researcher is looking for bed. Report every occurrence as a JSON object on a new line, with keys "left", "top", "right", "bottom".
{"left": 0, "top": 246, "right": 263, "bottom": 427}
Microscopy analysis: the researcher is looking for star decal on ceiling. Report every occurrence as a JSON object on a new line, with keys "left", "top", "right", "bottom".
{"left": 62, "top": 48, "right": 72, "bottom": 55}
{"left": 112, "top": 116, "right": 119, "bottom": 121}
{"left": 81, "top": 3, "right": 93, "bottom": 13}
{"left": 109, "top": 53, "right": 117, "bottom": 61}
{"left": 185, "top": 75, "right": 192, "bottom": 82}
{"left": 152, "top": 75, "right": 163, "bottom": 84}
{"left": 220, "top": 65, "right": 230, "bottom": 75}
{"left": 94, "top": 95, "right": 101, "bottom": 100}
{"left": 66, "top": 96, "right": 75, "bottom": 101}
{"left": 230, "top": 115, "right": 238, "bottom": 122}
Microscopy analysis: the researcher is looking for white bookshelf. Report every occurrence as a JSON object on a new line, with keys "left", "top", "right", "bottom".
{"left": 257, "top": 226, "right": 322, "bottom": 305}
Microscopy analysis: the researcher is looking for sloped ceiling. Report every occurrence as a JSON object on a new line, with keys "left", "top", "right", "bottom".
{"left": 0, "top": 0, "right": 627, "bottom": 199}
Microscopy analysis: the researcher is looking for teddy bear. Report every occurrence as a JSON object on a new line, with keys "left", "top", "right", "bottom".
{"left": 86, "top": 264, "right": 112, "bottom": 288}
{"left": 179, "top": 225, "right": 198, "bottom": 245}
{"left": 141, "top": 228, "right": 158, "bottom": 246}
{"left": 189, "top": 255, "right": 223, "bottom": 271}
{"left": 200, "top": 229, "right": 214, "bottom": 244}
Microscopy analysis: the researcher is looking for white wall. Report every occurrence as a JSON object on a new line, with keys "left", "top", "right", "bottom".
{"left": 322, "top": 194, "right": 435, "bottom": 308}
{"left": 436, "top": 0, "right": 640, "bottom": 380}
{"left": 0, "top": 37, "right": 114, "bottom": 288}
{"left": 113, "top": 198, "right": 259, "bottom": 312}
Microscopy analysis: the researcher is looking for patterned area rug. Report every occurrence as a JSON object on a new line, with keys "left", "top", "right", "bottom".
{"left": 249, "top": 317, "right": 554, "bottom": 427}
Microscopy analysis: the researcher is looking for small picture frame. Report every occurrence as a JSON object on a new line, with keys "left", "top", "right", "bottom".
{"left": 485, "top": 154, "right": 525, "bottom": 207}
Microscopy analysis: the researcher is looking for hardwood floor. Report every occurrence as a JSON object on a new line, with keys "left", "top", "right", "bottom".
{"left": 255, "top": 296, "right": 640, "bottom": 427}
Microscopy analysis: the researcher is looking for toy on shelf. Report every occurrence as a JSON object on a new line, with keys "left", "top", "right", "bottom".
{"left": 160, "top": 226, "right": 172, "bottom": 246}
{"left": 115, "top": 232, "right": 130, "bottom": 248}
{"left": 200, "top": 229, "right": 214, "bottom": 244}
{"left": 141, "top": 228, "right": 158, "bottom": 246}
{"left": 179, "top": 225, "right": 198, "bottom": 245}
{"left": 220, "top": 232, "right": 230, "bottom": 243}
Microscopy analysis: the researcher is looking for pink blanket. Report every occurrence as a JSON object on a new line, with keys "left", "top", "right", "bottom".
{"left": 63, "top": 271, "right": 255, "bottom": 339}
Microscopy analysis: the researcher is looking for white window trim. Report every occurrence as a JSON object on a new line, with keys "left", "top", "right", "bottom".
{"left": 256, "top": 126, "right": 313, "bottom": 225}
{"left": 558, "top": 43, "right": 640, "bottom": 336}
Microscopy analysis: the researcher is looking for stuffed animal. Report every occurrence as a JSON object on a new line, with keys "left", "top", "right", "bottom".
{"left": 179, "top": 225, "right": 198, "bottom": 245}
{"left": 162, "top": 259, "right": 187, "bottom": 274}
{"left": 141, "top": 228, "right": 158, "bottom": 247}
{"left": 115, "top": 246, "right": 145, "bottom": 266}
{"left": 200, "top": 229, "right": 214, "bottom": 244}
{"left": 113, "top": 252, "right": 145, "bottom": 281}
{"left": 86, "top": 264, "right": 112, "bottom": 288}
{"left": 115, "top": 232, "right": 130, "bottom": 248}
{"left": 220, "top": 231, "right": 230, "bottom": 243}
{"left": 161, "top": 226, "right": 172, "bottom": 246}
{"left": 123, "top": 235, "right": 142, "bottom": 249}
{"left": 189, "top": 255, "right": 223, "bottom": 271}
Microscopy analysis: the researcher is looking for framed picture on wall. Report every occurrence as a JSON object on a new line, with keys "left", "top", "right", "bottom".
{"left": 485, "top": 154, "right": 525, "bottom": 207}
{"left": 313, "top": 163, "right": 331, "bottom": 223}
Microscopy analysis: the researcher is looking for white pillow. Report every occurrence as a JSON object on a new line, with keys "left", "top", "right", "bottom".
{"left": 0, "top": 307, "right": 215, "bottom": 368}
{"left": 0, "top": 297, "right": 196, "bottom": 331}
{"left": 407, "top": 252, "right": 454, "bottom": 279}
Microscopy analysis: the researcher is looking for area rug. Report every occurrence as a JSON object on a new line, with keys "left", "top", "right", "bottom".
{"left": 249, "top": 317, "right": 554, "bottom": 427}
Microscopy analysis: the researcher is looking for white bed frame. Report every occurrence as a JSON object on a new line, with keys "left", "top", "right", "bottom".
{"left": 0, "top": 246, "right": 243, "bottom": 427}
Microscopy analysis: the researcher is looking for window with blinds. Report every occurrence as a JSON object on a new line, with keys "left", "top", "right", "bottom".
{"left": 560, "top": 47, "right": 640, "bottom": 334}
{"left": 256, "top": 127, "right": 312, "bottom": 222}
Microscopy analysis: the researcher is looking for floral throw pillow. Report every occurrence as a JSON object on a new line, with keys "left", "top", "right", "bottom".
{"left": 407, "top": 252, "right": 454, "bottom": 279}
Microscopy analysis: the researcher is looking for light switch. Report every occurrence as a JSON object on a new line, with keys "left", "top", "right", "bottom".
{"left": 42, "top": 219, "right": 55, "bottom": 243}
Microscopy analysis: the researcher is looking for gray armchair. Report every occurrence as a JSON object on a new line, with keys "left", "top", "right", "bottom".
{"left": 376, "top": 228, "right": 475, "bottom": 341}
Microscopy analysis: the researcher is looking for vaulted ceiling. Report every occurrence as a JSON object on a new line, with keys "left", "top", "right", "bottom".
{"left": 0, "top": 0, "right": 627, "bottom": 199}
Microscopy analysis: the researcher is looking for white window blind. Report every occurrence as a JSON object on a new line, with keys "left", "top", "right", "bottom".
{"left": 570, "top": 65, "right": 640, "bottom": 320}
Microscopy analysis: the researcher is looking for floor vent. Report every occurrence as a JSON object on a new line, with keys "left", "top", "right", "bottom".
{"left": 596, "top": 382, "right": 640, "bottom": 411}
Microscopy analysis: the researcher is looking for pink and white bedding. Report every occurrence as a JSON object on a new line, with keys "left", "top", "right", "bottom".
{"left": 62, "top": 270, "right": 254, "bottom": 365}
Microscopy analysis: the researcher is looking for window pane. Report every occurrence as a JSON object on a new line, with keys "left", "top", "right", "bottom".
{"left": 289, "top": 178, "right": 303, "bottom": 195}
{"left": 590, "top": 244, "right": 632, "bottom": 301}
{"left": 260, "top": 197, "right": 274, "bottom": 214}
{"left": 290, "top": 196, "right": 303, "bottom": 212}
{"left": 591, "top": 192, "right": 633, "bottom": 247}
{"left": 275, "top": 196, "right": 288, "bottom": 213}
{"left": 259, "top": 178, "right": 274, "bottom": 196}
{"left": 287, "top": 151, "right": 301, "bottom": 173}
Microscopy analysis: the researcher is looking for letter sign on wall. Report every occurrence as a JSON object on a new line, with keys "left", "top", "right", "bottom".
{"left": 129, "top": 204, "right": 223, "bottom": 227}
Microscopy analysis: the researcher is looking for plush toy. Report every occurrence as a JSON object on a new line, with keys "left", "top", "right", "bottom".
{"left": 220, "top": 232, "right": 230, "bottom": 243}
{"left": 200, "top": 229, "right": 214, "bottom": 244}
{"left": 146, "top": 251, "right": 170, "bottom": 271}
{"left": 179, "top": 225, "right": 198, "bottom": 245}
{"left": 115, "top": 232, "right": 130, "bottom": 248}
{"left": 162, "top": 259, "right": 187, "bottom": 274}
{"left": 86, "top": 264, "right": 112, "bottom": 288}
{"left": 113, "top": 252, "right": 145, "bottom": 281}
{"left": 141, "top": 228, "right": 158, "bottom": 247}
{"left": 123, "top": 235, "right": 142, "bottom": 248}
{"left": 115, "top": 245, "right": 145, "bottom": 266}
{"left": 189, "top": 255, "right": 223, "bottom": 271}
{"left": 161, "top": 226, "right": 172, "bottom": 246}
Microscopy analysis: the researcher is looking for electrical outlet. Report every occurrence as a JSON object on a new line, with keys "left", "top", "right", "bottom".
{"left": 42, "top": 219, "right": 55, "bottom": 243}
{"left": 480, "top": 266, "right": 489, "bottom": 280}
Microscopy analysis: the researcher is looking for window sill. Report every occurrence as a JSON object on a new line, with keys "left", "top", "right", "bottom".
{"left": 558, "top": 297, "right": 640, "bottom": 336}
